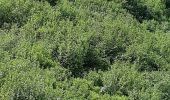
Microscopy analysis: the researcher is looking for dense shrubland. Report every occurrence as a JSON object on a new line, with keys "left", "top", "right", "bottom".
{"left": 0, "top": 0, "right": 170, "bottom": 99}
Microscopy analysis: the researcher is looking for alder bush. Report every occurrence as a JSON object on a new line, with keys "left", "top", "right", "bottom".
{"left": 0, "top": 0, "right": 35, "bottom": 28}
{"left": 0, "top": 0, "right": 170, "bottom": 99}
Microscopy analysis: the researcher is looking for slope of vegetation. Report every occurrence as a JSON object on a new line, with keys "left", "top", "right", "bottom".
{"left": 0, "top": 0, "right": 170, "bottom": 99}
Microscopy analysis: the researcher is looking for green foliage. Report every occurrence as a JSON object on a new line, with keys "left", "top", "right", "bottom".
{"left": 0, "top": 0, "right": 34, "bottom": 28}
{"left": 126, "top": 32, "right": 170, "bottom": 71}
{"left": 0, "top": 0, "right": 170, "bottom": 99}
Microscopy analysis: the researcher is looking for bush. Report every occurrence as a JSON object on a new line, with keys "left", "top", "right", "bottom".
{"left": 126, "top": 32, "right": 170, "bottom": 71}
{"left": 0, "top": 0, "right": 170, "bottom": 99}
{"left": 0, "top": 0, "right": 34, "bottom": 28}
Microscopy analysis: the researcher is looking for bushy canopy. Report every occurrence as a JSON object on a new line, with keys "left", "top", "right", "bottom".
{"left": 0, "top": 0, "right": 170, "bottom": 99}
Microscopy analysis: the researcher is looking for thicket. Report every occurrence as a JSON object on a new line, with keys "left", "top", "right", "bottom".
{"left": 0, "top": 0, "right": 170, "bottom": 99}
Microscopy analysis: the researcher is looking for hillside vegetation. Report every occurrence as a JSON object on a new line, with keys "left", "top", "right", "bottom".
{"left": 0, "top": 0, "right": 170, "bottom": 99}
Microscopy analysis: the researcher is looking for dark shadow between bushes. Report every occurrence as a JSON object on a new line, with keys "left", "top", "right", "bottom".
{"left": 122, "top": 0, "right": 154, "bottom": 23}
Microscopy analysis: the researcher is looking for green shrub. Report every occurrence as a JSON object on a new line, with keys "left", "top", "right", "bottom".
{"left": 126, "top": 32, "right": 170, "bottom": 71}
{"left": 0, "top": 58, "right": 70, "bottom": 99}
{"left": 0, "top": 0, "right": 34, "bottom": 28}
{"left": 0, "top": 0, "right": 170, "bottom": 99}
{"left": 102, "top": 62, "right": 143, "bottom": 96}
